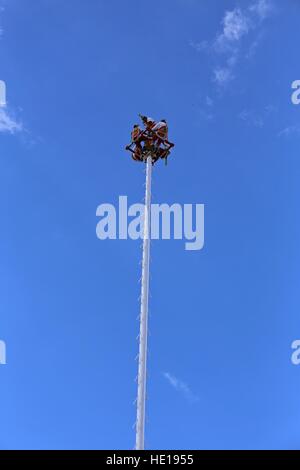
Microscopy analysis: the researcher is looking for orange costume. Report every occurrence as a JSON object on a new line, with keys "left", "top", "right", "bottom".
{"left": 130, "top": 125, "right": 143, "bottom": 161}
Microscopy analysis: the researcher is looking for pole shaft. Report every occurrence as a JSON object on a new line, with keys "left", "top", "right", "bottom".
{"left": 135, "top": 155, "right": 152, "bottom": 450}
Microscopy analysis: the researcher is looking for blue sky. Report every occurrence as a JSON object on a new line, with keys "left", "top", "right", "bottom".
{"left": 0, "top": 0, "right": 300, "bottom": 450}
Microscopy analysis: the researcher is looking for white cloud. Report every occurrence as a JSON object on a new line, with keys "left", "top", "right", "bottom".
{"left": 278, "top": 125, "right": 300, "bottom": 138}
{"left": 0, "top": 9, "right": 23, "bottom": 135}
{"left": 198, "top": 108, "right": 214, "bottom": 122}
{"left": 246, "top": 35, "right": 261, "bottom": 59}
{"left": 189, "top": 39, "right": 208, "bottom": 53}
{"left": 0, "top": 107, "right": 23, "bottom": 134}
{"left": 196, "top": 96, "right": 215, "bottom": 121}
{"left": 239, "top": 105, "right": 277, "bottom": 129}
{"left": 215, "top": 7, "right": 250, "bottom": 52}
{"left": 0, "top": 4, "right": 4, "bottom": 35}
{"left": 213, "top": 67, "right": 234, "bottom": 86}
{"left": 163, "top": 372, "right": 199, "bottom": 403}
{"left": 190, "top": 0, "right": 273, "bottom": 87}
{"left": 239, "top": 109, "right": 264, "bottom": 128}
{"left": 250, "top": 0, "right": 273, "bottom": 20}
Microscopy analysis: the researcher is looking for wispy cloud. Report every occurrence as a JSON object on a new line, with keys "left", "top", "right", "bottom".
{"left": 278, "top": 124, "right": 300, "bottom": 138}
{"left": 249, "top": 0, "right": 273, "bottom": 20}
{"left": 189, "top": 39, "right": 208, "bottom": 53}
{"left": 238, "top": 105, "right": 277, "bottom": 129}
{"left": 196, "top": 95, "right": 215, "bottom": 122}
{"left": 0, "top": 107, "right": 23, "bottom": 134}
{"left": 0, "top": 4, "right": 4, "bottom": 36}
{"left": 239, "top": 109, "right": 264, "bottom": 128}
{"left": 0, "top": 8, "right": 23, "bottom": 135}
{"left": 214, "top": 7, "right": 250, "bottom": 53}
{"left": 213, "top": 67, "right": 234, "bottom": 86}
{"left": 191, "top": 0, "right": 274, "bottom": 87}
{"left": 163, "top": 372, "right": 199, "bottom": 403}
{"left": 246, "top": 31, "right": 264, "bottom": 59}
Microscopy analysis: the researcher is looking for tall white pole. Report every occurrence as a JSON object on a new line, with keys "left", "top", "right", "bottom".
{"left": 135, "top": 154, "right": 152, "bottom": 450}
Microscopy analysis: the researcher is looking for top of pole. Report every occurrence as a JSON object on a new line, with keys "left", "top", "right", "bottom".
{"left": 125, "top": 115, "right": 175, "bottom": 166}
